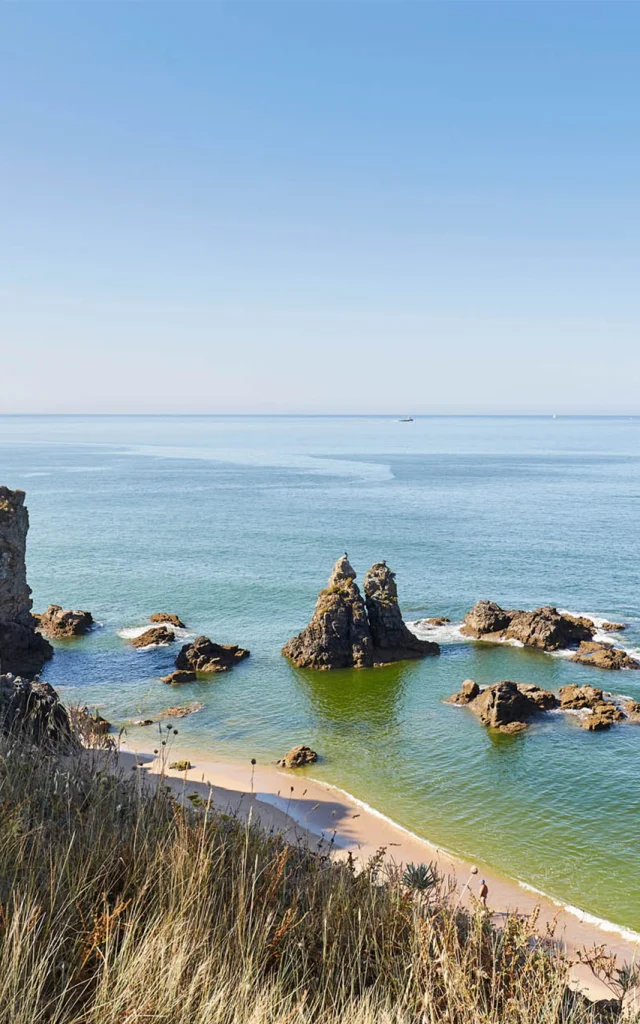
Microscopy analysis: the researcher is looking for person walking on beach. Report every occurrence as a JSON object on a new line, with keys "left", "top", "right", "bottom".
{"left": 479, "top": 879, "right": 488, "bottom": 907}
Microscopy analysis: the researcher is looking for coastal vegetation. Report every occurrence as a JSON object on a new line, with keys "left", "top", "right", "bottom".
{"left": 0, "top": 727, "right": 634, "bottom": 1024}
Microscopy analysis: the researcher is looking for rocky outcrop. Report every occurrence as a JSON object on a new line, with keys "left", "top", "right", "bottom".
{"left": 131, "top": 626, "right": 175, "bottom": 649}
{"left": 161, "top": 670, "right": 196, "bottom": 685}
{"left": 461, "top": 601, "right": 595, "bottom": 651}
{"left": 446, "top": 679, "right": 480, "bottom": 705}
{"left": 175, "top": 635, "right": 250, "bottom": 673}
{"left": 425, "top": 617, "right": 450, "bottom": 626}
{"left": 158, "top": 702, "right": 203, "bottom": 719}
{"left": 282, "top": 557, "right": 374, "bottom": 669}
{"left": 364, "top": 562, "right": 440, "bottom": 663}
{"left": 602, "top": 621, "right": 625, "bottom": 632}
{"left": 569, "top": 641, "right": 640, "bottom": 671}
{"left": 150, "top": 613, "right": 186, "bottom": 628}
{"left": 0, "top": 487, "right": 53, "bottom": 677}
{"left": 277, "top": 745, "right": 318, "bottom": 768}
{"left": 35, "top": 604, "right": 94, "bottom": 639}
{"left": 471, "top": 681, "right": 558, "bottom": 733}
{"left": 0, "top": 673, "right": 77, "bottom": 750}
{"left": 283, "top": 556, "right": 439, "bottom": 670}
{"left": 558, "top": 684, "right": 605, "bottom": 710}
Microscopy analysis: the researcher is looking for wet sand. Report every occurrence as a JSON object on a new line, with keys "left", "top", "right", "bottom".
{"left": 120, "top": 737, "right": 639, "bottom": 1004}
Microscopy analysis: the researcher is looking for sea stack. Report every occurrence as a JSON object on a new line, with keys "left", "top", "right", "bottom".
{"left": 0, "top": 487, "right": 53, "bottom": 677}
{"left": 282, "top": 556, "right": 439, "bottom": 670}
{"left": 282, "top": 556, "right": 373, "bottom": 669}
{"left": 364, "top": 561, "right": 439, "bottom": 663}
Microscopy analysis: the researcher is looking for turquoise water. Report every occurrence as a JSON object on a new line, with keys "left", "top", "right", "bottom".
{"left": 1, "top": 415, "right": 639, "bottom": 932}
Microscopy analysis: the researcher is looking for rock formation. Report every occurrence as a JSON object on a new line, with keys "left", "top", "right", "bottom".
{"left": 461, "top": 601, "right": 595, "bottom": 651}
{"left": 131, "top": 626, "right": 175, "bottom": 648}
{"left": 35, "top": 604, "right": 94, "bottom": 639}
{"left": 445, "top": 679, "right": 480, "bottom": 705}
{"left": 161, "top": 669, "right": 197, "bottom": 684}
{"left": 425, "top": 617, "right": 450, "bottom": 626}
{"left": 449, "top": 679, "right": 639, "bottom": 734}
{"left": 150, "top": 612, "right": 186, "bottom": 628}
{"left": 471, "top": 681, "right": 558, "bottom": 733}
{"left": 277, "top": 745, "right": 318, "bottom": 768}
{"left": 0, "top": 487, "right": 53, "bottom": 677}
{"left": 282, "top": 556, "right": 439, "bottom": 670}
{"left": 282, "top": 556, "right": 373, "bottom": 669}
{"left": 569, "top": 641, "right": 640, "bottom": 671}
{"left": 602, "top": 621, "right": 626, "bottom": 632}
{"left": 364, "top": 562, "right": 440, "bottom": 663}
{"left": 175, "top": 635, "right": 250, "bottom": 673}
{"left": 0, "top": 672, "right": 77, "bottom": 750}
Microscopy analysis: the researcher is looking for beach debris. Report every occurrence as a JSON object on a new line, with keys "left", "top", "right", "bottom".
{"left": 175, "top": 635, "right": 250, "bottom": 673}
{"left": 161, "top": 670, "right": 197, "bottom": 685}
{"left": 277, "top": 745, "right": 318, "bottom": 768}
{"left": 569, "top": 641, "right": 639, "bottom": 671}
{"left": 158, "top": 702, "right": 204, "bottom": 719}
{"left": 461, "top": 601, "right": 595, "bottom": 651}
{"left": 282, "top": 555, "right": 439, "bottom": 670}
{"left": 150, "top": 612, "right": 186, "bottom": 628}
{"left": 0, "top": 486, "right": 53, "bottom": 677}
{"left": 34, "top": 604, "right": 94, "bottom": 639}
{"left": 0, "top": 672, "right": 78, "bottom": 751}
{"left": 169, "top": 760, "right": 192, "bottom": 771}
{"left": 131, "top": 626, "right": 175, "bottom": 649}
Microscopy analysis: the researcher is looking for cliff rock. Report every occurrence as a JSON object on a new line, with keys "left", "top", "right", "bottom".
{"left": 569, "top": 641, "right": 640, "bottom": 671}
{"left": 461, "top": 601, "right": 594, "bottom": 651}
{"left": 175, "top": 635, "right": 250, "bottom": 673}
{"left": 364, "top": 562, "right": 440, "bottom": 662}
{"left": 0, "top": 487, "right": 53, "bottom": 677}
{"left": 0, "top": 672, "right": 77, "bottom": 750}
{"left": 35, "top": 604, "right": 94, "bottom": 639}
{"left": 282, "top": 557, "right": 374, "bottom": 669}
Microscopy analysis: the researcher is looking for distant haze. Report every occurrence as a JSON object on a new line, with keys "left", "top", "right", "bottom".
{"left": 1, "top": 3, "right": 639, "bottom": 414}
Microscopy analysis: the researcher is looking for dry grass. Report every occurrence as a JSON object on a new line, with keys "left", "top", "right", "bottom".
{"left": 0, "top": 734, "right": 631, "bottom": 1024}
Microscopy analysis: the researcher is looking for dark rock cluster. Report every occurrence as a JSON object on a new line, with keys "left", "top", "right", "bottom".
{"left": 282, "top": 557, "right": 439, "bottom": 671}
{"left": 0, "top": 672, "right": 77, "bottom": 750}
{"left": 461, "top": 601, "right": 595, "bottom": 651}
{"left": 175, "top": 635, "right": 250, "bottom": 673}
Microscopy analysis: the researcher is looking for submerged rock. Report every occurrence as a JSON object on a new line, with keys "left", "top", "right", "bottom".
{"left": 161, "top": 669, "right": 197, "bottom": 685}
{"left": 0, "top": 672, "right": 77, "bottom": 750}
{"left": 0, "top": 487, "right": 53, "bottom": 677}
{"left": 282, "top": 556, "right": 374, "bottom": 669}
{"left": 569, "top": 641, "right": 640, "bottom": 671}
{"left": 277, "top": 745, "right": 318, "bottom": 768}
{"left": 35, "top": 604, "right": 94, "bottom": 639}
{"left": 461, "top": 601, "right": 594, "bottom": 651}
{"left": 150, "top": 612, "right": 186, "bottom": 628}
{"left": 131, "top": 626, "right": 175, "bottom": 649}
{"left": 282, "top": 556, "right": 439, "bottom": 670}
{"left": 158, "top": 702, "right": 204, "bottom": 719}
{"left": 364, "top": 562, "right": 440, "bottom": 663}
{"left": 175, "top": 636, "right": 250, "bottom": 673}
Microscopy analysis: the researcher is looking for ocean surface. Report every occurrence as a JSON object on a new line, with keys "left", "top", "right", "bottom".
{"left": 1, "top": 415, "right": 639, "bottom": 934}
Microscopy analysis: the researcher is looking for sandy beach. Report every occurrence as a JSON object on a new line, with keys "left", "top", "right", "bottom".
{"left": 121, "top": 734, "right": 639, "bottom": 1005}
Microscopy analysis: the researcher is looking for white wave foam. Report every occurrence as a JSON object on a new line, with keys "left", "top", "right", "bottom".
{"left": 119, "top": 623, "right": 191, "bottom": 641}
{"left": 510, "top": 882, "right": 640, "bottom": 943}
{"left": 408, "top": 620, "right": 466, "bottom": 645}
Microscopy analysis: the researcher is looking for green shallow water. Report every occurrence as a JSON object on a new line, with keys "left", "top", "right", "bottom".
{"left": 1, "top": 415, "right": 639, "bottom": 932}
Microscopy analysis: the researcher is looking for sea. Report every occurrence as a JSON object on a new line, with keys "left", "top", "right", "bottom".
{"left": 1, "top": 414, "right": 639, "bottom": 935}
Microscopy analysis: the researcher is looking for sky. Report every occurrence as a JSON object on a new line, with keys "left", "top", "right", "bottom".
{"left": 1, "top": 2, "right": 639, "bottom": 415}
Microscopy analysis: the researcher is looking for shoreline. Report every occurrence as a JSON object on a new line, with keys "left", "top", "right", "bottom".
{"left": 121, "top": 734, "right": 639, "bottom": 1004}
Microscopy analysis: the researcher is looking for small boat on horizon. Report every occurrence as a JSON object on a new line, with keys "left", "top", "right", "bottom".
{"left": 399, "top": 417, "right": 414, "bottom": 422}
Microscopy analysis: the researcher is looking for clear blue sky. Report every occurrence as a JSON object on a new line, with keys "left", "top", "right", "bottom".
{"left": 1, "top": 2, "right": 638, "bottom": 414}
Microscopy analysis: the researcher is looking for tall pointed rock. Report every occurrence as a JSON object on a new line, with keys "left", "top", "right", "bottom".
{"left": 282, "top": 556, "right": 373, "bottom": 669}
{"left": 364, "top": 561, "right": 440, "bottom": 662}
{"left": 0, "top": 487, "right": 53, "bottom": 677}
